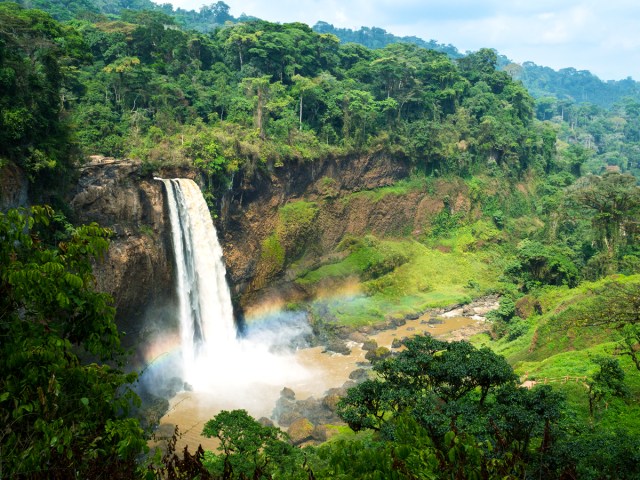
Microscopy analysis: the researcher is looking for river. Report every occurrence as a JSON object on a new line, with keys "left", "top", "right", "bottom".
{"left": 156, "top": 312, "right": 487, "bottom": 452}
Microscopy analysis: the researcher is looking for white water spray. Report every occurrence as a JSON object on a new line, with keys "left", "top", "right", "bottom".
{"left": 161, "top": 179, "right": 236, "bottom": 381}
{"left": 159, "top": 179, "right": 314, "bottom": 401}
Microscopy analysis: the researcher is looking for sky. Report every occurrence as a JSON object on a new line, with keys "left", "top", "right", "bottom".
{"left": 159, "top": 0, "right": 640, "bottom": 81}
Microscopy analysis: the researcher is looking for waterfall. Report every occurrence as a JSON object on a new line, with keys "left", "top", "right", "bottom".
{"left": 157, "top": 178, "right": 314, "bottom": 403}
{"left": 160, "top": 179, "right": 236, "bottom": 383}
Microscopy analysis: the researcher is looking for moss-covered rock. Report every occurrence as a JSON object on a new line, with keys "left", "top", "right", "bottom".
{"left": 362, "top": 339, "right": 378, "bottom": 351}
{"left": 365, "top": 346, "right": 391, "bottom": 363}
{"left": 287, "top": 418, "right": 315, "bottom": 445}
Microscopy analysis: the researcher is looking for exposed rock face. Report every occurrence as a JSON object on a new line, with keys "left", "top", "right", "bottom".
{"left": 4, "top": 150, "right": 480, "bottom": 364}
{"left": 70, "top": 156, "right": 176, "bottom": 347}
{"left": 219, "top": 151, "right": 414, "bottom": 301}
{"left": 0, "top": 163, "right": 28, "bottom": 211}
{"left": 217, "top": 152, "right": 481, "bottom": 310}
{"left": 1, "top": 158, "right": 178, "bottom": 353}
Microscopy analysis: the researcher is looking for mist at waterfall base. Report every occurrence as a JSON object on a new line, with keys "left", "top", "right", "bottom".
{"left": 139, "top": 178, "right": 316, "bottom": 416}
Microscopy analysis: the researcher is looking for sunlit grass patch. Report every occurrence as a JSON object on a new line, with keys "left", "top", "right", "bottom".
{"left": 480, "top": 275, "right": 640, "bottom": 429}
{"left": 300, "top": 236, "right": 501, "bottom": 325}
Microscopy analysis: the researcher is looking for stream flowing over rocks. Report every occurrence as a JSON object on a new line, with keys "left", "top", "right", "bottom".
{"left": 156, "top": 300, "right": 498, "bottom": 450}
{"left": 262, "top": 297, "right": 498, "bottom": 446}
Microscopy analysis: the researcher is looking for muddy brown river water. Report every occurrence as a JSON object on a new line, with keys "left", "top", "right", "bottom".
{"left": 157, "top": 313, "right": 486, "bottom": 451}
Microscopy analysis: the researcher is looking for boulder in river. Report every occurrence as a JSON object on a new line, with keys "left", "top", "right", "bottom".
{"left": 288, "top": 418, "right": 315, "bottom": 446}
{"left": 362, "top": 339, "right": 378, "bottom": 351}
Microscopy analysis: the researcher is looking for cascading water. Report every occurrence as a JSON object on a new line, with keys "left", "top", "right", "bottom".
{"left": 158, "top": 178, "right": 314, "bottom": 399}
{"left": 160, "top": 179, "right": 236, "bottom": 385}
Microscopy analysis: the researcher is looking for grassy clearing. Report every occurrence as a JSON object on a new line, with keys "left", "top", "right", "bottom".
{"left": 473, "top": 275, "right": 640, "bottom": 428}
{"left": 299, "top": 237, "right": 501, "bottom": 326}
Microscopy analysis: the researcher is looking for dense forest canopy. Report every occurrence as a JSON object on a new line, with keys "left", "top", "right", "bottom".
{"left": 0, "top": 0, "right": 555, "bottom": 188}
{"left": 1, "top": 1, "right": 640, "bottom": 478}
{"left": 4, "top": 0, "right": 640, "bottom": 186}
{"left": 313, "top": 20, "right": 640, "bottom": 109}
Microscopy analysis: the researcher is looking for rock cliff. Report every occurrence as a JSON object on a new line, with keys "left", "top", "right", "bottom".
{"left": 66, "top": 152, "right": 423, "bottom": 340}
{"left": 218, "top": 151, "right": 474, "bottom": 309}
{"left": 69, "top": 156, "right": 178, "bottom": 346}
{"left": 0, "top": 163, "right": 29, "bottom": 210}
{"left": 3, "top": 151, "right": 467, "bottom": 346}
{"left": 219, "top": 151, "right": 413, "bottom": 299}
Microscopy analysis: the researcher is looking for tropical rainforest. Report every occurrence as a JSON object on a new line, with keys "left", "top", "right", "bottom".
{"left": 0, "top": 0, "right": 639, "bottom": 478}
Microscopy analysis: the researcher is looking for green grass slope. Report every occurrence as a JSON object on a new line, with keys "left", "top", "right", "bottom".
{"left": 474, "top": 275, "right": 640, "bottom": 429}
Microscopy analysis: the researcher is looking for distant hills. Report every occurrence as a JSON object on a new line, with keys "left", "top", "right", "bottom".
{"left": 312, "top": 21, "right": 463, "bottom": 59}
{"left": 312, "top": 22, "right": 640, "bottom": 109}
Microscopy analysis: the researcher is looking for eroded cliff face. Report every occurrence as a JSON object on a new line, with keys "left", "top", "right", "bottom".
{"left": 220, "top": 152, "right": 415, "bottom": 300}
{"left": 70, "top": 156, "right": 179, "bottom": 345}
{"left": 218, "top": 151, "right": 477, "bottom": 309}
{"left": 67, "top": 152, "right": 421, "bottom": 340}
{"left": 0, "top": 163, "right": 29, "bottom": 210}
{"left": 4, "top": 152, "right": 469, "bottom": 341}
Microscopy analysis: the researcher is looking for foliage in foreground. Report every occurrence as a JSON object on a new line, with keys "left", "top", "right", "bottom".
{"left": 0, "top": 207, "right": 147, "bottom": 479}
{"left": 201, "top": 409, "right": 307, "bottom": 480}
{"left": 194, "top": 333, "right": 640, "bottom": 479}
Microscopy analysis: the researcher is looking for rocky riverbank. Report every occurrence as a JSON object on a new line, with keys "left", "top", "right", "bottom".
{"left": 156, "top": 298, "right": 498, "bottom": 450}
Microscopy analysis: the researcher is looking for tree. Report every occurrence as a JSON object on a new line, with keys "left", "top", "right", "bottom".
{"left": 490, "top": 384, "right": 564, "bottom": 459}
{"left": 579, "top": 277, "right": 640, "bottom": 371}
{"left": 505, "top": 239, "right": 580, "bottom": 290}
{"left": 202, "top": 409, "right": 305, "bottom": 479}
{"left": 568, "top": 172, "right": 640, "bottom": 258}
{"left": 312, "top": 411, "right": 532, "bottom": 479}
{"left": 0, "top": 206, "right": 147, "bottom": 479}
{"left": 336, "top": 335, "right": 562, "bottom": 477}
{"left": 559, "top": 143, "right": 593, "bottom": 177}
{"left": 0, "top": 3, "right": 87, "bottom": 185}
{"left": 457, "top": 48, "right": 498, "bottom": 81}
{"left": 340, "top": 89, "right": 379, "bottom": 146}
{"left": 240, "top": 76, "right": 291, "bottom": 140}
{"left": 187, "top": 134, "right": 236, "bottom": 195}
{"left": 223, "top": 24, "right": 262, "bottom": 70}
{"left": 291, "top": 74, "right": 316, "bottom": 130}
{"left": 586, "top": 356, "right": 627, "bottom": 417}
{"left": 337, "top": 335, "right": 518, "bottom": 437}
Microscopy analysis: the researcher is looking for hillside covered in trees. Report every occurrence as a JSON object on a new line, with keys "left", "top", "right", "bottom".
{"left": 313, "top": 21, "right": 640, "bottom": 108}
{"left": 1, "top": 0, "right": 640, "bottom": 478}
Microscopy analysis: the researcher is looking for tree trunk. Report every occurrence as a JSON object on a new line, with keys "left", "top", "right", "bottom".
{"left": 299, "top": 95, "right": 303, "bottom": 130}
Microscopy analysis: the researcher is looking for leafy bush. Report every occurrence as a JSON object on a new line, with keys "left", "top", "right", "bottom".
{"left": 202, "top": 409, "right": 305, "bottom": 479}
{"left": 429, "top": 210, "right": 463, "bottom": 237}
{"left": 506, "top": 239, "right": 579, "bottom": 290}
{"left": 363, "top": 249, "right": 409, "bottom": 280}
{"left": 507, "top": 318, "right": 529, "bottom": 340}
{"left": 0, "top": 207, "right": 146, "bottom": 478}
{"left": 488, "top": 295, "right": 517, "bottom": 322}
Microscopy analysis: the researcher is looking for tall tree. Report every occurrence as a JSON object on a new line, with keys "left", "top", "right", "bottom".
{"left": 0, "top": 3, "right": 87, "bottom": 186}
{"left": 0, "top": 206, "right": 147, "bottom": 479}
{"left": 569, "top": 172, "right": 640, "bottom": 256}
